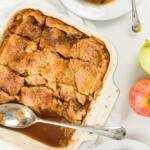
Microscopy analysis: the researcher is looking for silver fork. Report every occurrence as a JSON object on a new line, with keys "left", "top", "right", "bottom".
{"left": 131, "top": 0, "right": 141, "bottom": 32}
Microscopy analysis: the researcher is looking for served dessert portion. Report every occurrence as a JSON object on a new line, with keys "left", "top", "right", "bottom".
{"left": 0, "top": 9, "right": 110, "bottom": 147}
{"left": 84, "top": 0, "right": 113, "bottom": 4}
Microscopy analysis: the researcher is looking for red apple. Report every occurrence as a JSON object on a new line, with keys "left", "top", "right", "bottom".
{"left": 129, "top": 79, "right": 150, "bottom": 117}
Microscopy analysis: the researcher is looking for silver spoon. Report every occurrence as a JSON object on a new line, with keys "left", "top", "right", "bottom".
{"left": 0, "top": 103, "right": 126, "bottom": 140}
{"left": 131, "top": 0, "right": 141, "bottom": 32}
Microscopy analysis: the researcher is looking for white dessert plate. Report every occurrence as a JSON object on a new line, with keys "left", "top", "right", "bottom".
{"left": 61, "top": 0, "right": 140, "bottom": 21}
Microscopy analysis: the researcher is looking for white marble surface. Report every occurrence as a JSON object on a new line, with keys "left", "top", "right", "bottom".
{"left": 0, "top": 0, "right": 150, "bottom": 149}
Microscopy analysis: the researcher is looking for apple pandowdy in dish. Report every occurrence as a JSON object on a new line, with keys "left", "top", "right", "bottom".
{"left": 0, "top": 9, "right": 110, "bottom": 147}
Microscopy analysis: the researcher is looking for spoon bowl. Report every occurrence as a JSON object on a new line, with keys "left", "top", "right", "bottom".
{"left": 0, "top": 103, "right": 37, "bottom": 128}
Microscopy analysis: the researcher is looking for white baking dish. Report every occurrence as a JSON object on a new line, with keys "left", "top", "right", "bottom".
{"left": 0, "top": 1, "right": 119, "bottom": 150}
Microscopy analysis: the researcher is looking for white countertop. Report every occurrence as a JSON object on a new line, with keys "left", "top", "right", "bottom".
{"left": 95, "top": 0, "right": 150, "bottom": 145}
{"left": 0, "top": 0, "right": 150, "bottom": 149}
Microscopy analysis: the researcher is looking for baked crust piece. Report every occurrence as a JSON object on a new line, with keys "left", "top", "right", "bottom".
{"left": 0, "top": 65, "right": 24, "bottom": 96}
{"left": 0, "top": 9, "right": 110, "bottom": 143}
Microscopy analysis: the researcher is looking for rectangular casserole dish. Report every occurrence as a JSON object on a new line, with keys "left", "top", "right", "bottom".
{"left": 0, "top": 2, "right": 119, "bottom": 150}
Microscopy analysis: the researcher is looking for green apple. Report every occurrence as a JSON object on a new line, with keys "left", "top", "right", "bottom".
{"left": 140, "top": 40, "right": 150, "bottom": 74}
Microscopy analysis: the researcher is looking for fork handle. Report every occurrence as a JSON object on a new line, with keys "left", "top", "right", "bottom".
{"left": 131, "top": 0, "right": 141, "bottom": 32}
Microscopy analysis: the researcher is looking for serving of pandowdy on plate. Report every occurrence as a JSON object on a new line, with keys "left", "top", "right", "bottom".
{"left": 0, "top": 0, "right": 150, "bottom": 150}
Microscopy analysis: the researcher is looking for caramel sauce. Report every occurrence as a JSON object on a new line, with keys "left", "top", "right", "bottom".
{"left": 17, "top": 119, "right": 67, "bottom": 147}
{"left": 0, "top": 113, "right": 4, "bottom": 124}
{"left": 13, "top": 112, "right": 73, "bottom": 147}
